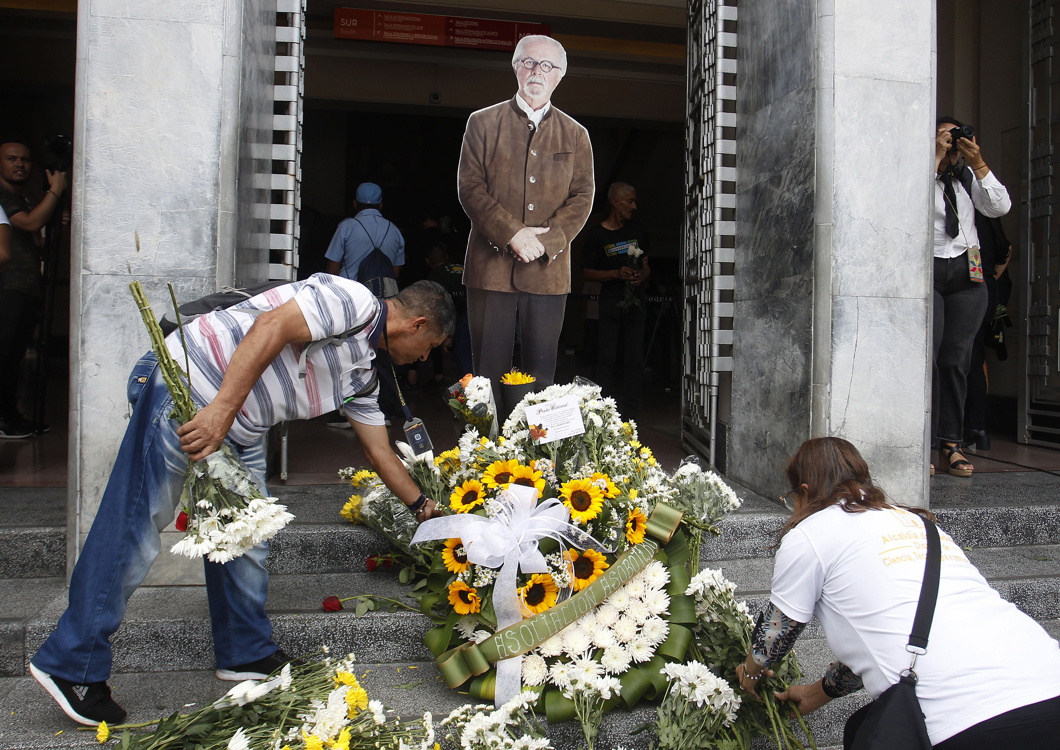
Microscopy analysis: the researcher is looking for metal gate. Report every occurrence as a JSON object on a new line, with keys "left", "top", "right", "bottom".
{"left": 1024, "top": 0, "right": 1060, "bottom": 446}
{"left": 682, "top": 0, "right": 737, "bottom": 467}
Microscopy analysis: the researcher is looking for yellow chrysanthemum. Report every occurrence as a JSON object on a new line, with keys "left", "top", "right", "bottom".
{"left": 501, "top": 369, "right": 536, "bottom": 385}
{"left": 340, "top": 494, "right": 362, "bottom": 523}
{"left": 334, "top": 670, "right": 358, "bottom": 688}
{"left": 442, "top": 538, "right": 470, "bottom": 573}
{"left": 434, "top": 448, "right": 461, "bottom": 477}
{"left": 629, "top": 489, "right": 639, "bottom": 501}
{"left": 626, "top": 507, "right": 648, "bottom": 544}
{"left": 482, "top": 459, "right": 520, "bottom": 489}
{"left": 448, "top": 581, "right": 482, "bottom": 615}
{"left": 303, "top": 732, "right": 324, "bottom": 750}
{"left": 450, "top": 479, "right": 485, "bottom": 513}
{"left": 560, "top": 478, "right": 606, "bottom": 523}
{"left": 96, "top": 721, "right": 109, "bottom": 743}
{"left": 521, "top": 573, "right": 559, "bottom": 614}
{"left": 508, "top": 463, "right": 546, "bottom": 495}
{"left": 349, "top": 469, "right": 376, "bottom": 488}
{"left": 590, "top": 472, "right": 620, "bottom": 498}
{"left": 345, "top": 684, "right": 369, "bottom": 717}
{"left": 564, "top": 548, "right": 609, "bottom": 591}
{"left": 333, "top": 727, "right": 352, "bottom": 750}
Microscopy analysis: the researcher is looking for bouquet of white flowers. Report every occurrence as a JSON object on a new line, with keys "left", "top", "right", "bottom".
{"left": 441, "top": 690, "right": 552, "bottom": 750}
{"left": 653, "top": 661, "right": 742, "bottom": 749}
{"left": 448, "top": 373, "right": 499, "bottom": 439}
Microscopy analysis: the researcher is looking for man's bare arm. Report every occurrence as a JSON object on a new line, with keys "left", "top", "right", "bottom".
{"left": 0, "top": 225, "right": 10, "bottom": 272}
{"left": 351, "top": 419, "right": 442, "bottom": 519}
{"left": 177, "top": 298, "right": 313, "bottom": 460}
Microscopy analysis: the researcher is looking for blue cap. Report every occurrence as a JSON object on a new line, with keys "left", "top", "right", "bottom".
{"left": 356, "top": 182, "right": 383, "bottom": 204}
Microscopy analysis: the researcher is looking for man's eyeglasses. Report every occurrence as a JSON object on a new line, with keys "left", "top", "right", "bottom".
{"left": 779, "top": 490, "right": 799, "bottom": 513}
{"left": 519, "top": 57, "right": 560, "bottom": 74}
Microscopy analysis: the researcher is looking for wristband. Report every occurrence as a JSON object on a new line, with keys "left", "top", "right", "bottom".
{"left": 47, "top": 190, "right": 59, "bottom": 199}
{"left": 408, "top": 493, "right": 428, "bottom": 514}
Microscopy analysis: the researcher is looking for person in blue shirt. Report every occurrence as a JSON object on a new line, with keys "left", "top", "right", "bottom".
{"left": 325, "top": 182, "right": 405, "bottom": 282}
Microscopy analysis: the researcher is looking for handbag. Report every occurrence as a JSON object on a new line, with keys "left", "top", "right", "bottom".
{"left": 845, "top": 514, "right": 942, "bottom": 750}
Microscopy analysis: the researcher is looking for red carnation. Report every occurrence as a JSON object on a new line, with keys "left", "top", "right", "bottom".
{"left": 322, "top": 596, "right": 343, "bottom": 612}
{"left": 175, "top": 511, "right": 188, "bottom": 532}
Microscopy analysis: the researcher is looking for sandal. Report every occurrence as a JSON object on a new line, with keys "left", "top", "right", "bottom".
{"left": 941, "top": 443, "right": 973, "bottom": 477}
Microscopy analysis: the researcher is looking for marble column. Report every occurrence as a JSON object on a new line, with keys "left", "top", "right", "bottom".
{"left": 730, "top": 0, "right": 934, "bottom": 506}
{"left": 68, "top": 0, "right": 275, "bottom": 581}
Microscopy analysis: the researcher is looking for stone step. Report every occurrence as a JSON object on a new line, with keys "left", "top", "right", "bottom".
{"left": 0, "top": 488, "right": 67, "bottom": 581}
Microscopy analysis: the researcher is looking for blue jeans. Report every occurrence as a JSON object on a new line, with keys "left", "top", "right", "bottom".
{"left": 32, "top": 353, "right": 277, "bottom": 684}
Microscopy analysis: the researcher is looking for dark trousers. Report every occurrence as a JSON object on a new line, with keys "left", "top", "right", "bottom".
{"left": 596, "top": 297, "right": 645, "bottom": 416}
{"left": 429, "top": 311, "right": 473, "bottom": 381}
{"left": 466, "top": 287, "right": 566, "bottom": 410}
{"left": 0, "top": 289, "right": 40, "bottom": 420}
{"left": 932, "top": 255, "right": 987, "bottom": 445}
{"left": 963, "top": 275, "right": 997, "bottom": 436}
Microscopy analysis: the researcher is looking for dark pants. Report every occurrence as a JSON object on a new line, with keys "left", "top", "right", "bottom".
{"left": 0, "top": 289, "right": 40, "bottom": 421}
{"left": 963, "top": 275, "right": 997, "bottom": 437}
{"left": 467, "top": 287, "right": 566, "bottom": 410}
{"left": 596, "top": 296, "right": 645, "bottom": 417}
{"left": 429, "top": 311, "right": 473, "bottom": 382}
{"left": 932, "top": 254, "right": 987, "bottom": 445}
{"left": 845, "top": 694, "right": 1060, "bottom": 750}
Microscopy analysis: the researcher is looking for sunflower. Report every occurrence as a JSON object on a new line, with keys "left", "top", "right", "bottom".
{"left": 590, "top": 472, "right": 620, "bottom": 498}
{"left": 626, "top": 507, "right": 648, "bottom": 544}
{"left": 560, "top": 478, "right": 606, "bottom": 523}
{"left": 508, "top": 463, "right": 546, "bottom": 495}
{"left": 482, "top": 459, "right": 520, "bottom": 489}
{"left": 442, "top": 538, "right": 470, "bottom": 573}
{"left": 565, "top": 548, "right": 609, "bottom": 591}
{"left": 340, "top": 494, "right": 362, "bottom": 523}
{"left": 520, "top": 573, "right": 559, "bottom": 615}
{"left": 448, "top": 581, "right": 481, "bottom": 615}
{"left": 450, "top": 479, "right": 486, "bottom": 513}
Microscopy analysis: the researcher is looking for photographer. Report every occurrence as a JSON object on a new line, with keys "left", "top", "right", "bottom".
{"left": 0, "top": 140, "right": 67, "bottom": 439}
{"left": 931, "top": 118, "right": 1010, "bottom": 476}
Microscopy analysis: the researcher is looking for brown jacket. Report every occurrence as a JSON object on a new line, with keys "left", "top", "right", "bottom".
{"left": 458, "top": 97, "right": 594, "bottom": 295}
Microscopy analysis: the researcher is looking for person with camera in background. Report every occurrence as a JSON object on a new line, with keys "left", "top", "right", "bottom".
{"left": 932, "top": 118, "right": 1010, "bottom": 477}
{"left": 0, "top": 140, "right": 66, "bottom": 439}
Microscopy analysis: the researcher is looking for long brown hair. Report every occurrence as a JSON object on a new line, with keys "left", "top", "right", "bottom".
{"left": 778, "top": 437, "right": 934, "bottom": 540}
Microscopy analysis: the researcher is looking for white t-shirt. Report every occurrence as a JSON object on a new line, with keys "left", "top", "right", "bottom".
{"left": 771, "top": 504, "right": 1060, "bottom": 745}
{"left": 165, "top": 273, "right": 386, "bottom": 445}
{"left": 0, "top": 204, "right": 8, "bottom": 224}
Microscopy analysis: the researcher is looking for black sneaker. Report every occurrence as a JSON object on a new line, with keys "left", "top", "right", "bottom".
{"left": 30, "top": 662, "right": 127, "bottom": 726}
{"left": 215, "top": 649, "right": 304, "bottom": 681}
{"left": 0, "top": 417, "right": 32, "bottom": 439}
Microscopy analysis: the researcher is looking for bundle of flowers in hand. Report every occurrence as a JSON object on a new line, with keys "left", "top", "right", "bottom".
{"left": 130, "top": 282, "right": 294, "bottom": 564}
{"left": 334, "top": 378, "right": 751, "bottom": 749}
{"left": 448, "top": 374, "right": 499, "bottom": 439}
{"left": 91, "top": 649, "right": 434, "bottom": 749}
{"left": 617, "top": 243, "right": 646, "bottom": 312}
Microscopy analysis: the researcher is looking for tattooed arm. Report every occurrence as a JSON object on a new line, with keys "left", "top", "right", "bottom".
{"left": 822, "top": 660, "right": 863, "bottom": 698}
{"left": 750, "top": 602, "right": 808, "bottom": 669}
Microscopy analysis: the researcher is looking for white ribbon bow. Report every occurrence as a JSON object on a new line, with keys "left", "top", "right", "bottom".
{"left": 411, "top": 483, "right": 608, "bottom": 704}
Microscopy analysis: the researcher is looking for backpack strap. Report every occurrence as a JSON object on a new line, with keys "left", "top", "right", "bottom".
{"left": 353, "top": 217, "right": 382, "bottom": 251}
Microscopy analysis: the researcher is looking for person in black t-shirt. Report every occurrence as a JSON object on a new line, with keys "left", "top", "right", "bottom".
{"left": 581, "top": 182, "right": 651, "bottom": 418}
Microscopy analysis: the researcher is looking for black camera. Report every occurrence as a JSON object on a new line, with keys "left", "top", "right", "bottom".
{"left": 43, "top": 134, "right": 73, "bottom": 174}
{"left": 948, "top": 124, "right": 975, "bottom": 148}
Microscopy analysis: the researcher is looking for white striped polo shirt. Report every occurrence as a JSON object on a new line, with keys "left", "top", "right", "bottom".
{"left": 165, "top": 273, "right": 385, "bottom": 445}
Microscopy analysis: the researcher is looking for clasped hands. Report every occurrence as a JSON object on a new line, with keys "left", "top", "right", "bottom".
{"left": 508, "top": 226, "right": 550, "bottom": 263}
{"left": 736, "top": 662, "right": 830, "bottom": 716}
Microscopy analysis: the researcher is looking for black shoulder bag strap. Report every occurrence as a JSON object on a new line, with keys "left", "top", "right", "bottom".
{"left": 354, "top": 217, "right": 390, "bottom": 251}
{"left": 906, "top": 515, "right": 942, "bottom": 663}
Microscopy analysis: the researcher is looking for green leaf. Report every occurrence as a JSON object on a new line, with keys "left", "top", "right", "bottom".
{"left": 399, "top": 568, "right": 411, "bottom": 584}
{"left": 355, "top": 601, "right": 369, "bottom": 617}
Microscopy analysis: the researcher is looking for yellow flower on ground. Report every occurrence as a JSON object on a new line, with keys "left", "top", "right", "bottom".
{"left": 442, "top": 539, "right": 470, "bottom": 573}
{"left": 450, "top": 479, "right": 485, "bottom": 513}
{"left": 501, "top": 369, "right": 536, "bottom": 385}
{"left": 521, "top": 573, "right": 559, "bottom": 614}
{"left": 448, "top": 581, "right": 482, "bottom": 614}
{"left": 96, "top": 721, "right": 109, "bottom": 743}
{"left": 481, "top": 459, "right": 520, "bottom": 489}
{"left": 565, "top": 548, "right": 609, "bottom": 591}
{"left": 332, "top": 727, "right": 351, "bottom": 750}
{"left": 560, "top": 478, "right": 605, "bottom": 523}
{"left": 345, "top": 683, "right": 369, "bottom": 716}
{"left": 509, "top": 463, "right": 546, "bottom": 495}
{"left": 590, "top": 472, "right": 620, "bottom": 498}
{"left": 349, "top": 469, "right": 376, "bottom": 488}
{"left": 340, "top": 494, "right": 362, "bottom": 523}
{"left": 334, "top": 670, "right": 358, "bottom": 687}
{"left": 626, "top": 507, "right": 648, "bottom": 544}
{"left": 303, "top": 732, "right": 324, "bottom": 750}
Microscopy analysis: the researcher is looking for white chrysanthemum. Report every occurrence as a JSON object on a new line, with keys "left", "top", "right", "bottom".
{"left": 643, "top": 588, "right": 670, "bottom": 617}
{"left": 549, "top": 662, "right": 573, "bottom": 690}
{"left": 576, "top": 611, "right": 598, "bottom": 633}
{"left": 537, "top": 633, "right": 565, "bottom": 658}
{"left": 572, "top": 656, "right": 604, "bottom": 685}
{"left": 227, "top": 727, "right": 250, "bottom": 750}
{"left": 455, "top": 616, "right": 478, "bottom": 641}
{"left": 612, "top": 615, "right": 638, "bottom": 644}
{"left": 595, "top": 603, "right": 620, "bottom": 628}
{"left": 593, "top": 675, "right": 623, "bottom": 700}
{"left": 609, "top": 588, "right": 632, "bottom": 612}
{"left": 591, "top": 625, "right": 618, "bottom": 650}
{"left": 522, "top": 653, "right": 548, "bottom": 686}
{"left": 623, "top": 577, "right": 645, "bottom": 601}
{"left": 627, "top": 637, "right": 655, "bottom": 663}
{"left": 627, "top": 599, "right": 651, "bottom": 625}
{"left": 641, "top": 616, "right": 669, "bottom": 646}
{"left": 641, "top": 561, "right": 671, "bottom": 590}
{"left": 308, "top": 687, "right": 349, "bottom": 740}
{"left": 369, "top": 699, "right": 386, "bottom": 725}
{"left": 471, "top": 630, "right": 492, "bottom": 645}
{"left": 562, "top": 624, "right": 593, "bottom": 657}
{"left": 601, "top": 645, "right": 632, "bottom": 674}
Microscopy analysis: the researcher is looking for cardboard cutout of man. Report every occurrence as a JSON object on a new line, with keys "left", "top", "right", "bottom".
{"left": 457, "top": 35, "right": 594, "bottom": 410}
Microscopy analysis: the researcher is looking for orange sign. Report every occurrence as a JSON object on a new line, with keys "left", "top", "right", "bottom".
{"left": 335, "top": 8, "right": 550, "bottom": 51}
